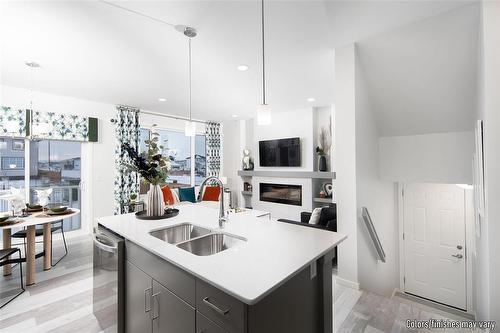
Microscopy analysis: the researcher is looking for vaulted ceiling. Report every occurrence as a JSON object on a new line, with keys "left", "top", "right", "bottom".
{"left": 0, "top": 1, "right": 477, "bottom": 125}
{"left": 356, "top": 3, "right": 480, "bottom": 136}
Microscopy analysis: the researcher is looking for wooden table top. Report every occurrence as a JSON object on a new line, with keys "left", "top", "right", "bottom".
{"left": 0, "top": 208, "right": 80, "bottom": 230}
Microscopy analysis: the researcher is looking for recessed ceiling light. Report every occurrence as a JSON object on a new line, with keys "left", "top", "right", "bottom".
{"left": 232, "top": 115, "right": 238, "bottom": 118}
{"left": 307, "top": 97, "right": 315, "bottom": 102}
{"left": 158, "top": 98, "right": 167, "bottom": 102}
{"left": 237, "top": 65, "right": 249, "bottom": 71}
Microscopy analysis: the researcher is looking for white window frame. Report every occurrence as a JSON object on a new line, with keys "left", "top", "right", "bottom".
{"left": 140, "top": 126, "right": 206, "bottom": 187}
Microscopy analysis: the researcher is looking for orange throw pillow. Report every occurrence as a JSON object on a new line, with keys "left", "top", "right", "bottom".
{"left": 161, "top": 186, "right": 175, "bottom": 205}
{"left": 202, "top": 186, "right": 221, "bottom": 202}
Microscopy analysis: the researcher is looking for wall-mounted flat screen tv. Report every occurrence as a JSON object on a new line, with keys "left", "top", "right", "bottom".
{"left": 259, "top": 137, "right": 301, "bottom": 167}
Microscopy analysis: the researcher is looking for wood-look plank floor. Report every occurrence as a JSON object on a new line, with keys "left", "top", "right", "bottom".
{"left": 1, "top": 235, "right": 474, "bottom": 333}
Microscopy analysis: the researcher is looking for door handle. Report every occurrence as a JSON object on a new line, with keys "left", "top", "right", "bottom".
{"left": 152, "top": 292, "right": 160, "bottom": 321}
{"left": 203, "top": 297, "right": 230, "bottom": 315}
{"left": 144, "top": 287, "right": 152, "bottom": 313}
{"left": 451, "top": 254, "right": 463, "bottom": 259}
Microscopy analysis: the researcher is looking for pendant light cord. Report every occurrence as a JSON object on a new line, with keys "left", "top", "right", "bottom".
{"left": 30, "top": 66, "right": 34, "bottom": 111}
{"left": 188, "top": 38, "right": 192, "bottom": 121}
{"left": 261, "top": 0, "right": 266, "bottom": 105}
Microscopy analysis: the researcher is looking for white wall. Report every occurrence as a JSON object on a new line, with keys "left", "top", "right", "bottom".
{"left": 1, "top": 84, "right": 116, "bottom": 230}
{"left": 334, "top": 44, "right": 359, "bottom": 286}
{"left": 140, "top": 113, "right": 205, "bottom": 134}
{"left": 253, "top": 109, "right": 313, "bottom": 172}
{"left": 477, "top": 0, "right": 500, "bottom": 321}
{"left": 226, "top": 110, "right": 318, "bottom": 220}
{"left": 355, "top": 53, "right": 398, "bottom": 296}
{"left": 379, "top": 131, "right": 474, "bottom": 184}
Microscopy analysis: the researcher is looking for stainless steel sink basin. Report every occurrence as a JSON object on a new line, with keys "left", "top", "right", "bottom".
{"left": 177, "top": 233, "right": 247, "bottom": 256}
{"left": 149, "top": 223, "right": 212, "bottom": 244}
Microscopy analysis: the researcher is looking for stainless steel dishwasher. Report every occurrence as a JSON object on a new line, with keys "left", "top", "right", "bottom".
{"left": 93, "top": 224, "right": 125, "bottom": 333}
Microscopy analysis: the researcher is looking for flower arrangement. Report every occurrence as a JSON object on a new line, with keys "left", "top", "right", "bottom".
{"left": 122, "top": 132, "right": 171, "bottom": 185}
{"left": 315, "top": 125, "right": 332, "bottom": 156}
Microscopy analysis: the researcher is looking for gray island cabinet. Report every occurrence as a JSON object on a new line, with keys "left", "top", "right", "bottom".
{"left": 122, "top": 240, "right": 335, "bottom": 333}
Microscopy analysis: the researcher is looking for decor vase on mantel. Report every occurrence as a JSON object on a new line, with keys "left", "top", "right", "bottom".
{"left": 147, "top": 184, "right": 164, "bottom": 216}
{"left": 122, "top": 131, "right": 171, "bottom": 217}
{"left": 318, "top": 155, "right": 328, "bottom": 172}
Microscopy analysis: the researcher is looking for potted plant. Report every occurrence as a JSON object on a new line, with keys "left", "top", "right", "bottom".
{"left": 316, "top": 125, "right": 332, "bottom": 172}
{"left": 122, "top": 132, "right": 171, "bottom": 216}
{"left": 129, "top": 193, "right": 137, "bottom": 203}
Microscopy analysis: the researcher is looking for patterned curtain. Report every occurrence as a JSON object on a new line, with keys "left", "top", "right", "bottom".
{"left": 31, "top": 110, "right": 90, "bottom": 141}
{"left": 205, "top": 121, "right": 222, "bottom": 178}
{"left": 0, "top": 107, "right": 28, "bottom": 137}
{"left": 114, "top": 106, "right": 140, "bottom": 214}
{"left": 1, "top": 106, "right": 98, "bottom": 142}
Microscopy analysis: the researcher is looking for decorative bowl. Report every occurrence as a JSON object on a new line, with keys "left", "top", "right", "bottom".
{"left": 26, "top": 203, "right": 43, "bottom": 210}
{"left": 0, "top": 215, "right": 9, "bottom": 222}
{"left": 48, "top": 205, "right": 68, "bottom": 213}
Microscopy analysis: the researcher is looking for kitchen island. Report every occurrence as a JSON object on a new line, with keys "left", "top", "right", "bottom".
{"left": 97, "top": 204, "right": 346, "bottom": 333}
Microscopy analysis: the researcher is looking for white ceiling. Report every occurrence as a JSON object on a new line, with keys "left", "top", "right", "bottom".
{"left": 356, "top": 3, "right": 480, "bottom": 136}
{"left": 0, "top": 1, "right": 476, "bottom": 123}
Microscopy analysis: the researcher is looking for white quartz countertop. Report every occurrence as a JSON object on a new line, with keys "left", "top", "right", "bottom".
{"left": 97, "top": 204, "right": 346, "bottom": 305}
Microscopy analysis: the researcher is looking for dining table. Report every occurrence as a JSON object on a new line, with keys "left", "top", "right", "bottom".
{"left": 1, "top": 208, "right": 80, "bottom": 285}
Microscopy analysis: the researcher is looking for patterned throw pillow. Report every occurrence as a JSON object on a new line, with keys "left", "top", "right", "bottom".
{"left": 179, "top": 187, "right": 196, "bottom": 203}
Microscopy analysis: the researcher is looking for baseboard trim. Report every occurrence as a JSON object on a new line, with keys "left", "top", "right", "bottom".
{"left": 393, "top": 291, "right": 475, "bottom": 320}
{"left": 335, "top": 276, "right": 360, "bottom": 290}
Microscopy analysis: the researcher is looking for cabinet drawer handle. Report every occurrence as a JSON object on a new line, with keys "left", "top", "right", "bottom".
{"left": 144, "top": 287, "right": 152, "bottom": 313}
{"left": 152, "top": 292, "right": 161, "bottom": 321}
{"left": 203, "top": 297, "right": 230, "bottom": 315}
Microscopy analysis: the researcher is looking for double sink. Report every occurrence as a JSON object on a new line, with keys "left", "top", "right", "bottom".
{"left": 149, "top": 223, "right": 246, "bottom": 256}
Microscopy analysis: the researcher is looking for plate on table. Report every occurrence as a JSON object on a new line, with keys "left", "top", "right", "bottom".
{"left": 26, "top": 204, "right": 43, "bottom": 212}
{"left": 46, "top": 209, "right": 73, "bottom": 216}
{"left": 0, "top": 217, "right": 21, "bottom": 226}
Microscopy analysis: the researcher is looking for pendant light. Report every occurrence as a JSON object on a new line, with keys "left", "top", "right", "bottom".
{"left": 26, "top": 61, "right": 51, "bottom": 136}
{"left": 184, "top": 27, "right": 197, "bottom": 137}
{"left": 257, "top": 0, "right": 271, "bottom": 126}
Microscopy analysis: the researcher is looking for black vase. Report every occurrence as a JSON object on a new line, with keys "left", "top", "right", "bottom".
{"left": 319, "top": 155, "right": 327, "bottom": 172}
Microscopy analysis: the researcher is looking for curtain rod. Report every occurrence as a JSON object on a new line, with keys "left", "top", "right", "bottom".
{"left": 140, "top": 109, "right": 208, "bottom": 124}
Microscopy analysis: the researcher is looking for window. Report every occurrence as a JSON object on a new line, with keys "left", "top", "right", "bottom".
{"left": 138, "top": 128, "right": 207, "bottom": 187}
{"left": 29, "top": 140, "right": 82, "bottom": 232}
{"left": 11, "top": 139, "right": 25, "bottom": 150}
{"left": 1, "top": 157, "right": 24, "bottom": 170}
{"left": 156, "top": 129, "right": 191, "bottom": 187}
{"left": 195, "top": 135, "right": 206, "bottom": 185}
{"left": 0, "top": 137, "right": 25, "bottom": 216}
{"left": 139, "top": 128, "right": 150, "bottom": 154}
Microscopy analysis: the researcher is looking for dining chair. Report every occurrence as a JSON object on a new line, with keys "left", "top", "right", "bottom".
{"left": 11, "top": 219, "right": 68, "bottom": 267}
{"left": 0, "top": 248, "right": 25, "bottom": 308}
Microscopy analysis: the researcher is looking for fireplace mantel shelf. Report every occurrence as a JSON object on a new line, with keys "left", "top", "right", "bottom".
{"left": 238, "top": 170, "right": 335, "bottom": 179}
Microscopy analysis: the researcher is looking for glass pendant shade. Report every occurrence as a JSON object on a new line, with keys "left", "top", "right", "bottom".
{"left": 184, "top": 121, "right": 196, "bottom": 137}
{"left": 257, "top": 104, "right": 272, "bottom": 126}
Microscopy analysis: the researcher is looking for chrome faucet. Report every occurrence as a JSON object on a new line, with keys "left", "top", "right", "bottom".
{"left": 198, "top": 176, "right": 229, "bottom": 228}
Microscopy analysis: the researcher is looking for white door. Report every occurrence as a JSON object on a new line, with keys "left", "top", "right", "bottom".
{"left": 403, "top": 183, "right": 466, "bottom": 309}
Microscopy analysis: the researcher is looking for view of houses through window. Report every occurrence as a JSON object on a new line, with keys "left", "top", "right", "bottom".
{"left": 0, "top": 137, "right": 82, "bottom": 232}
{"left": 139, "top": 128, "right": 206, "bottom": 187}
